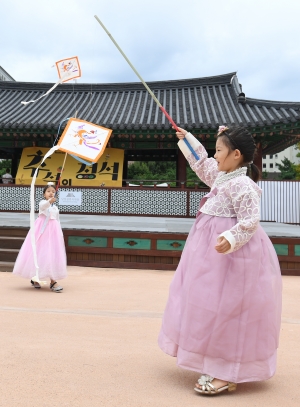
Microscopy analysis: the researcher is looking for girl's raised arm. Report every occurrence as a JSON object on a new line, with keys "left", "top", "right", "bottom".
{"left": 177, "top": 129, "right": 218, "bottom": 187}
{"left": 39, "top": 199, "right": 51, "bottom": 211}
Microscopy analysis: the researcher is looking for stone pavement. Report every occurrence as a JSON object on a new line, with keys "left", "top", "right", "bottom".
{"left": 0, "top": 267, "right": 299, "bottom": 407}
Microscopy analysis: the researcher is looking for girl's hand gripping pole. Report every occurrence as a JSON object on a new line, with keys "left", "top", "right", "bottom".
{"left": 159, "top": 106, "right": 199, "bottom": 160}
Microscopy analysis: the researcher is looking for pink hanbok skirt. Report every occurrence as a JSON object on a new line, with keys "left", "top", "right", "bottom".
{"left": 158, "top": 213, "right": 282, "bottom": 383}
{"left": 13, "top": 215, "right": 67, "bottom": 281}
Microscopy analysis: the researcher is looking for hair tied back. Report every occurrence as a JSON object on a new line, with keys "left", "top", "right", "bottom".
{"left": 217, "top": 125, "right": 229, "bottom": 136}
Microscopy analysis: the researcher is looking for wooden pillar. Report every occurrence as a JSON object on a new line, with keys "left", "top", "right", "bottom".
{"left": 254, "top": 142, "right": 262, "bottom": 174}
{"left": 122, "top": 154, "right": 128, "bottom": 186}
{"left": 176, "top": 150, "right": 187, "bottom": 187}
{"left": 11, "top": 153, "right": 18, "bottom": 183}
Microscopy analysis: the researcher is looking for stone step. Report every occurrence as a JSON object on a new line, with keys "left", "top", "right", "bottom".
{"left": 0, "top": 248, "right": 19, "bottom": 262}
{"left": 0, "top": 227, "right": 28, "bottom": 238}
{"left": 0, "top": 236, "right": 24, "bottom": 249}
{"left": 0, "top": 261, "right": 14, "bottom": 272}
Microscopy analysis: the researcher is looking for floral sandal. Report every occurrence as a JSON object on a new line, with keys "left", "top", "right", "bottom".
{"left": 194, "top": 375, "right": 237, "bottom": 395}
{"left": 50, "top": 282, "right": 63, "bottom": 292}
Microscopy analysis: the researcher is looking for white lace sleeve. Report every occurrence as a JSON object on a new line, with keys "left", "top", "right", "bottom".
{"left": 39, "top": 199, "right": 51, "bottom": 211}
{"left": 177, "top": 133, "right": 219, "bottom": 187}
{"left": 219, "top": 180, "right": 261, "bottom": 253}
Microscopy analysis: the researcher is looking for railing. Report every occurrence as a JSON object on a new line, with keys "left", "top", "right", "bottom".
{"left": 0, "top": 183, "right": 208, "bottom": 217}
{"left": 123, "top": 179, "right": 207, "bottom": 189}
{"left": 0, "top": 180, "right": 299, "bottom": 225}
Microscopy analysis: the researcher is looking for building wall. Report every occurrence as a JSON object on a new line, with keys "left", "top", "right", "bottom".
{"left": 262, "top": 144, "right": 300, "bottom": 172}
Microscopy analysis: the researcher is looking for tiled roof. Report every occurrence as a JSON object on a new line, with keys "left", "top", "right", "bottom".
{"left": 0, "top": 66, "right": 15, "bottom": 82}
{"left": 0, "top": 72, "right": 300, "bottom": 131}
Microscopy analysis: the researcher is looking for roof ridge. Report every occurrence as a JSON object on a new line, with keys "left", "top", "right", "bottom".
{"left": 0, "top": 72, "right": 237, "bottom": 92}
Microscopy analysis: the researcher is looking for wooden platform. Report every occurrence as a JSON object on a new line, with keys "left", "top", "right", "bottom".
{"left": 0, "top": 212, "right": 299, "bottom": 275}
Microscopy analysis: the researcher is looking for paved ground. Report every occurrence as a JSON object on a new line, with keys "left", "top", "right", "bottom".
{"left": 0, "top": 267, "right": 299, "bottom": 407}
{"left": 0, "top": 212, "right": 300, "bottom": 236}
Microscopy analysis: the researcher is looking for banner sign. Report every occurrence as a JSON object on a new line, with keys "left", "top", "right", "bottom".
{"left": 59, "top": 191, "right": 82, "bottom": 206}
{"left": 16, "top": 147, "right": 124, "bottom": 187}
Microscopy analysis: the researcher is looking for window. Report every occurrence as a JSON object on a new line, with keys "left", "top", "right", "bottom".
{"left": 270, "top": 155, "right": 273, "bottom": 159}
{"left": 263, "top": 155, "right": 266, "bottom": 159}
{"left": 275, "top": 154, "right": 278, "bottom": 158}
{"left": 263, "top": 163, "right": 266, "bottom": 168}
{"left": 270, "top": 163, "right": 273, "bottom": 168}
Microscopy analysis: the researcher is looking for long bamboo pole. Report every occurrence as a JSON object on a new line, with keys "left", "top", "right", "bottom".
{"left": 94, "top": 15, "right": 199, "bottom": 160}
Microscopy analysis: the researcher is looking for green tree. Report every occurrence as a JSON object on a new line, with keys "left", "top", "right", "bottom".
{"left": 0, "top": 159, "right": 12, "bottom": 176}
{"left": 276, "top": 157, "right": 296, "bottom": 180}
{"left": 127, "top": 162, "right": 153, "bottom": 180}
{"left": 127, "top": 161, "right": 176, "bottom": 185}
{"left": 295, "top": 142, "right": 300, "bottom": 158}
{"left": 127, "top": 161, "right": 206, "bottom": 187}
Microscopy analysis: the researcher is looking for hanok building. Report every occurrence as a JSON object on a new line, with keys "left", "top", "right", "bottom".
{"left": 1, "top": 72, "right": 300, "bottom": 181}
{"left": 1, "top": 71, "right": 300, "bottom": 274}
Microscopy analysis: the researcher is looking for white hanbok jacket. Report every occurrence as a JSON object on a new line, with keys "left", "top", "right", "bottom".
{"left": 178, "top": 133, "right": 261, "bottom": 254}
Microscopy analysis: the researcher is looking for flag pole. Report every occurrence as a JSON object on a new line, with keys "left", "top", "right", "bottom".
{"left": 94, "top": 15, "right": 199, "bottom": 160}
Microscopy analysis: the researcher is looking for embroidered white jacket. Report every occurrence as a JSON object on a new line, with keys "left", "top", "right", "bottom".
{"left": 178, "top": 133, "right": 261, "bottom": 254}
{"left": 39, "top": 200, "right": 60, "bottom": 221}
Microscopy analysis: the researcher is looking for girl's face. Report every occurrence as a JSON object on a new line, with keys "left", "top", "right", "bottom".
{"left": 44, "top": 187, "right": 56, "bottom": 200}
{"left": 214, "top": 137, "right": 243, "bottom": 173}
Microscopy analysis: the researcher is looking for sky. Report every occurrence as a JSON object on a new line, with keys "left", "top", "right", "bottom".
{"left": 1, "top": 0, "right": 300, "bottom": 102}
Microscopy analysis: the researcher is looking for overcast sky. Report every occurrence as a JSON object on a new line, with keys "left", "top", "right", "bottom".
{"left": 1, "top": 0, "right": 300, "bottom": 102}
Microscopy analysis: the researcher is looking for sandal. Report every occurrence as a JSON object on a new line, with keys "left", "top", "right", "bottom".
{"left": 194, "top": 375, "right": 237, "bottom": 395}
{"left": 30, "top": 280, "right": 41, "bottom": 289}
{"left": 50, "top": 282, "right": 63, "bottom": 292}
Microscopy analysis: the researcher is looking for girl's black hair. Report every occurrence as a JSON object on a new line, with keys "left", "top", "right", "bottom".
{"left": 43, "top": 184, "right": 56, "bottom": 194}
{"left": 217, "top": 126, "right": 260, "bottom": 183}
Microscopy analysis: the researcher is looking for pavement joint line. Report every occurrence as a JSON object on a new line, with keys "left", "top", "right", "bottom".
{"left": 0, "top": 306, "right": 163, "bottom": 318}
{"left": 1, "top": 306, "right": 299, "bottom": 324}
{"left": 281, "top": 318, "right": 300, "bottom": 325}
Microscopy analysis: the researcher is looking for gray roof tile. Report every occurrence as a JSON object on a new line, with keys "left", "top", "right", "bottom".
{"left": 1, "top": 72, "right": 300, "bottom": 131}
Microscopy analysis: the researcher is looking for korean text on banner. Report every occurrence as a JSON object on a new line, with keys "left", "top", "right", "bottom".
{"left": 15, "top": 147, "right": 124, "bottom": 187}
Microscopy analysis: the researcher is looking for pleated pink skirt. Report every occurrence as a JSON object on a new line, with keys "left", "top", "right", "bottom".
{"left": 158, "top": 213, "right": 282, "bottom": 383}
{"left": 13, "top": 215, "right": 67, "bottom": 281}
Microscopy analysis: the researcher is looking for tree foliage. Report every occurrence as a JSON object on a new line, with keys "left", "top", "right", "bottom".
{"left": 127, "top": 161, "right": 206, "bottom": 187}
{"left": 0, "top": 159, "right": 12, "bottom": 176}
{"left": 296, "top": 142, "right": 300, "bottom": 158}
{"left": 127, "top": 161, "right": 176, "bottom": 182}
{"left": 276, "top": 157, "right": 296, "bottom": 180}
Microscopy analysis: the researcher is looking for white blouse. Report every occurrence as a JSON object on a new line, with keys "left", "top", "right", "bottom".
{"left": 39, "top": 199, "right": 60, "bottom": 221}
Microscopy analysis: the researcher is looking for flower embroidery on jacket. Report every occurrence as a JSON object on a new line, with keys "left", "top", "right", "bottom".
{"left": 185, "top": 142, "right": 261, "bottom": 252}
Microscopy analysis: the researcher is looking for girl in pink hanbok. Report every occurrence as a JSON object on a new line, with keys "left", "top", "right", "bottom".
{"left": 158, "top": 125, "right": 282, "bottom": 395}
{"left": 13, "top": 182, "right": 67, "bottom": 292}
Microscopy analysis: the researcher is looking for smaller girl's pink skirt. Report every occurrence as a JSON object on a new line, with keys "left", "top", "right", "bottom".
{"left": 13, "top": 215, "right": 67, "bottom": 281}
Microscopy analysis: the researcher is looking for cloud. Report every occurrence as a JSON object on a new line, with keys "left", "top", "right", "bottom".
{"left": 1, "top": 0, "right": 300, "bottom": 101}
